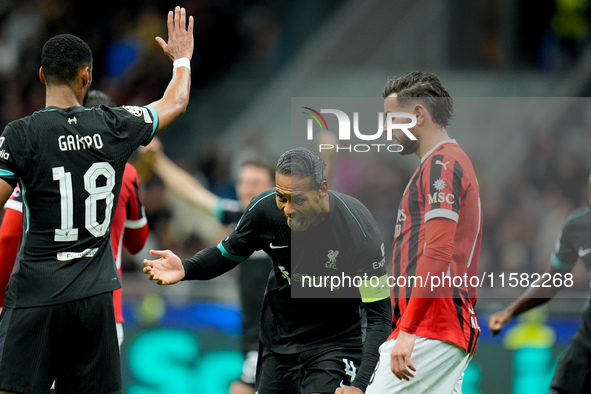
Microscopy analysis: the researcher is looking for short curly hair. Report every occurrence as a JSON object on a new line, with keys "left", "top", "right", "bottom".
{"left": 41, "top": 34, "right": 93, "bottom": 86}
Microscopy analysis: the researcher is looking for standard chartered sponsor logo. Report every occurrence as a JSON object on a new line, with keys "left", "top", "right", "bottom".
{"left": 57, "top": 248, "right": 99, "bottom": 261}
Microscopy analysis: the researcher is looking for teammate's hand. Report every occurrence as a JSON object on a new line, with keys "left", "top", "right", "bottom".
{"left": 335, "top": 386, "right": 364, "bottom": 394}
{"left": 143, "top": 249, "right": 185, "bottom": 285}
{"left": 390, "top": 330, "right": 416, "bottom": 381}
{"left": 488, "top": 309, "right": 512, "bottom": 336}
{"left": 156, "top": 6, "right": 194, "bottom": 61}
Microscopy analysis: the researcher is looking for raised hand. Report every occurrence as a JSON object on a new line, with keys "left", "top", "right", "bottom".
{"left": 156, "top": 6, "right": 194, "bottom": 61}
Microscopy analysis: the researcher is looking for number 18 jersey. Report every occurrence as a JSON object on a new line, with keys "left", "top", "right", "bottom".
{"left": 0, "top": 105, "right": 158, "bottom": 308}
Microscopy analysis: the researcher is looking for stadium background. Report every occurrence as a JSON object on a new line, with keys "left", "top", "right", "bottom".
{"left": 1, "top": 0, "right": 591, "bottom": 392}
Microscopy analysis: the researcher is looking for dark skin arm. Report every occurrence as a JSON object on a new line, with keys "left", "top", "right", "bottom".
{"left": 488, "top": 263, "right": 565, "bottom": 335}
{"left": 148, "top": 6, "right": 194, "bottom": 133}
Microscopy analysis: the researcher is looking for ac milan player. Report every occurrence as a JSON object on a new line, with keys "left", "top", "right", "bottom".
{"left": 366, "top": 71, "right": 482, "bottom": 393}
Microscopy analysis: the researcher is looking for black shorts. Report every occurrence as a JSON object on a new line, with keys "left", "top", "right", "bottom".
{"left": 0, "top": 292, "right": 121, "bottom": 394}
{"left": 550, "top": 330, "right": 591, "bottom": 394}
{"left": 255, "top": 342, "right": 363, "bottom": 394}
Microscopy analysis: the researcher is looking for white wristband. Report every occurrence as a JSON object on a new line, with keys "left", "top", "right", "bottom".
{"left": 173, "top": 57, "right": 191, "bottom": 71}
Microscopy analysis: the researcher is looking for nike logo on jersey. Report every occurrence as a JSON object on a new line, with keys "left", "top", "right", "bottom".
{"left": 269, "top": 243, "right": 288, "bottom": 249}
{"left": 579, "top": 247, "right": 591, "bottom": 257}
{"left": 435, "top": 160, "right": 449, "bottom": 170}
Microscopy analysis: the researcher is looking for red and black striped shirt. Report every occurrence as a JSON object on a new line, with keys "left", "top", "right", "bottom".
{"left": 389, "top": 140, "right": 482, "bottom": 354}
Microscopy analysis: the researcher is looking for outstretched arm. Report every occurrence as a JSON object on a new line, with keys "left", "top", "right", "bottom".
{"left": 488, "top": 263, "right": 564, "bottom": 335}
{"left": 143, "top": 245, "right": 241, "bottom": 285}
{"left": 337, "top": 297, "right": 391, "bottom": 394}
{"left": 143, "top": 249, "right": 186, "bottom": 285}
{"left": 149, "top": 6, "right": 194, "bottom": 133}
{"left": 489, "top": 215, "right": 578, "bottom": 336}
{"left": 139, "top": 138, "right": 218, "bottom": 215}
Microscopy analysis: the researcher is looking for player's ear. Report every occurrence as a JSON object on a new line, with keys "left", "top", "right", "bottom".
{"left": 81, "top": 66, "right": 91, "bottom": 87}
{"left": 39, "top": 67, "right": 46, "bottom": 85}
{"left": 414, "top": 103, "right": 426, "bottom": 126}
{"left": 318, "top": 180, "right": 328, "bottom": 197}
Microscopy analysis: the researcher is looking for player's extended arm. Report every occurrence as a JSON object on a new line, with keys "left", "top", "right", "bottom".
{"left": 391, "top": 217, "right": 457, "bottom": 381}
{"left": 488, "top": 263, "right": 564, "bottom": 336}
{"left": 143, "top": 246, "right": 241, "bottom": 285}
{"left": 344, "top": 297, "right": 392, "bottom": 393}
{"left": 151, "top": 149, "right": 218, "bottom": 215}
{"left": 0, "top": 207, "right": 22, "bottom": 306}
{"left": 148, "top": 6, "right": 194, "bottom": 133}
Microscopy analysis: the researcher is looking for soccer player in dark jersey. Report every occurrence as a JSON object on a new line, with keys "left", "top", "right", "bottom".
{"left": 143, "top": 147, "right": 392, "bottom": 394}
{"left": 139, "top": 137, "right": 275, "bottom": 393}
{"left": 0, "top": 6, "right": 193, "bottom": 393}
{"left": 489, "top": 174, "right": 591, "bottom": 394}
{"left": 0, "top": 91, "right": 151, "bottom": 327}
{"left": 365, "top": 71, "right": 483, "bottom": 393}
{"left": 0, "top": 90, "right": 149, "bottom": 393}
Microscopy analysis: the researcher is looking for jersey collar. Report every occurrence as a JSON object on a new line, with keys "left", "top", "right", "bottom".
{"left": 420, "top": 139, "right": 458, "bottom": 164}
{"left": 44, "top": 106, "right": 86, "bottom": 115}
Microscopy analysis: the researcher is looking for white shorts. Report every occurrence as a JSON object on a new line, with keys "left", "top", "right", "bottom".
{"left": 365, "top": 336, "right": 472, "bottom": 394}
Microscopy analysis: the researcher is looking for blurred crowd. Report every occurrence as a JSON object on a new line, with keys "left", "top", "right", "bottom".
{"left": 1, "top": 0, "right": 591, "bottom": 299}
{"left": 0, "top": 0, "right": 294, "bottom": 127}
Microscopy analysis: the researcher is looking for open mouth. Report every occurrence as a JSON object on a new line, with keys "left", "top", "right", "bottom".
{"left": 287, "top": 217, "right": 304, "bottom": 229}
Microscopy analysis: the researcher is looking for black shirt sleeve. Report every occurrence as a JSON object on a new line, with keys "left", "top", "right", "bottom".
{"left": 103, "top": 105, "right": 158, "bottom": 149}
{"left": 352, "top": 297, "right": 392, "bottom": 392}
{"left": 552, "top": 218, "right": 579, "bottom": 270}
{"left": 181, "top": 245, "right": 241, "bottom": 280}
{"left": 0, "top": 123, "right": 26, "bottom": 188}
{"left": 181, "top": 194, "right": 273, "bottom": 280}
